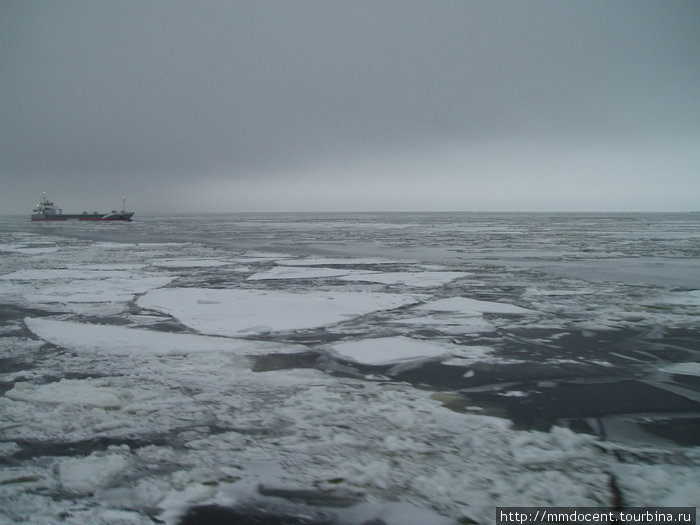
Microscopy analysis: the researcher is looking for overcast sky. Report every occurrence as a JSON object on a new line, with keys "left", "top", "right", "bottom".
{"left": 2, "top": 0, "right": 699, "bottom": 214}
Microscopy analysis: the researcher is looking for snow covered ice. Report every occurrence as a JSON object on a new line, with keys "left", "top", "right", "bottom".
{"left": 0, "top": 213, "right": 699, "bottom": 524}
{"left": 137, "top": 288, "right": 423, "bottom": 336}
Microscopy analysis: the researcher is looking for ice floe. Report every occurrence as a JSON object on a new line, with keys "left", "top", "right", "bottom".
{"left": 415, "top": 296, "right": 536, "bottom": 315}
{"left": 340, "top": 271, "right": 470, "bottom": 287}
{"left": 24, "top": 317, "right": 301, "bottom": 356}
{"left": 0, "top": 249, "right": 181, "bottom": 315}
{"left": 137, "top": 288, "right": 423, "bottom": 335}
{"left": 525, "top": 288, "right": 595, "bottom": 296}
{"left": 68, "top": 263, "right": 146, "bottom": 271}
{"left": 6, "top": 379, "right": 124, "bottom": 408}
{"left": 59, "top": 451, "right": 130, "bottom": 495}
{"left": 149, "top": 258, "right": 232, "bottom": 268}
{"left": 660, "top": 362, "right": 700, "bottom": 377}
{"left": 247, "top": 266, "right": 362, "bottom": 280}
{"left": 95, "top": 242, "right": 188, "bottom": 249}
{"left": 0, "top": 268, "right": 135, "bottom": 280}
{"left": 278, "top": 257, "right": 396, "bottom": 266}
{"left": 0, "top": 269, "right": 174, "bottom": 314}
{"left": 237, "top": 251, "right": 296, "bottom": 260}
{"left": 329, "top": 336, "right": 452, "bottom": 365}
{"left": 247, "top": 267, "right": 471, "bottom": 287}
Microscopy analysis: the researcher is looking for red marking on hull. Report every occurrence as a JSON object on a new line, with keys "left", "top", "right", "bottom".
{"left": 78, "top": 217, "right": 133, "bottom": 221}
{"left": 32, "top": 217, "right": 132, "bottom": 221}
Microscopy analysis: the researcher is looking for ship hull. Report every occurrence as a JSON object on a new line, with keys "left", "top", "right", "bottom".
{"left": 31, "top": 212, "right": 134, "bottom": 222}
{"left": 32, "top": 193, "right": 134, "bottom": 222}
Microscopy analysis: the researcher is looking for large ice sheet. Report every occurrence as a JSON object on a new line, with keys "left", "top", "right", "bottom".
{"left": 137, "top": 288, "right": 423, "bottom": 335}
{"left": 278, "top": 257, "right": 397, "bottom": 266}
{"left": 25, "top": 317, "right": 300, "bottom": 356}
{"left": 330, "top": 336, "right": 452, "bottom": 365}
{"left": 340, "top": 271, "right": 470, "bottom": 287}
{"left": 0, "top": 267, "right": 174, "bottom": 315}
{"left": 95, "top": 242, "right": 188, "bottom": 249}
{"left": 26, "top": 276, "right": 173, "bottom": 303}
{"left": 149, "top": 258, "right": 231, "bottom": 268}
{"left": 0, "top": 269, "right": 134, "bottom": 280}
{"left": 247, "top": 267, "right": 470, "bottom": 286}
{"left": 415, "top": 297, "right": 536, "bottom": 315}
{"left": 247, "top": 266, "right": 363, "bottom": 280}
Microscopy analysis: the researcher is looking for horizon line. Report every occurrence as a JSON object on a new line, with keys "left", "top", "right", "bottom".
{"left": 4, "top": 209, "right": 699, "bottom": 218}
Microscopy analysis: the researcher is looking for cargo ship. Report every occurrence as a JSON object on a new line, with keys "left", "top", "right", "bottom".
{"left": 31, "top": 193, "right": 134, "bottom": 221}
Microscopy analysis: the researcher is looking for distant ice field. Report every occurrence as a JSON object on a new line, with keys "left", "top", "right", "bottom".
{"left": 0, "top": 213, "right": 698, "bottom": 524}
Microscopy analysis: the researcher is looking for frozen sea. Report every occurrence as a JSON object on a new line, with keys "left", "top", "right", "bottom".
{"left": 0, "top": 212, "right": 698, "bottom": 524}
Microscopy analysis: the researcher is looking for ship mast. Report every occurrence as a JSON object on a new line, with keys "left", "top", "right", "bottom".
{"left": 122, "top": 193, "right": 126, "bottom": 213}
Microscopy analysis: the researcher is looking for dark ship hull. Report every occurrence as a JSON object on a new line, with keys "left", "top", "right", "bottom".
{"left": 31, "top": 212, "right": 134, "bottom": 221}
{"left": 31, "top": 193, "right": 134, "bottom": 221}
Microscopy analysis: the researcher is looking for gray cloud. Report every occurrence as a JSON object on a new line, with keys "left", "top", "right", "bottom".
{"left": 2, "top": 0, "right": 699, "bottom": 213}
